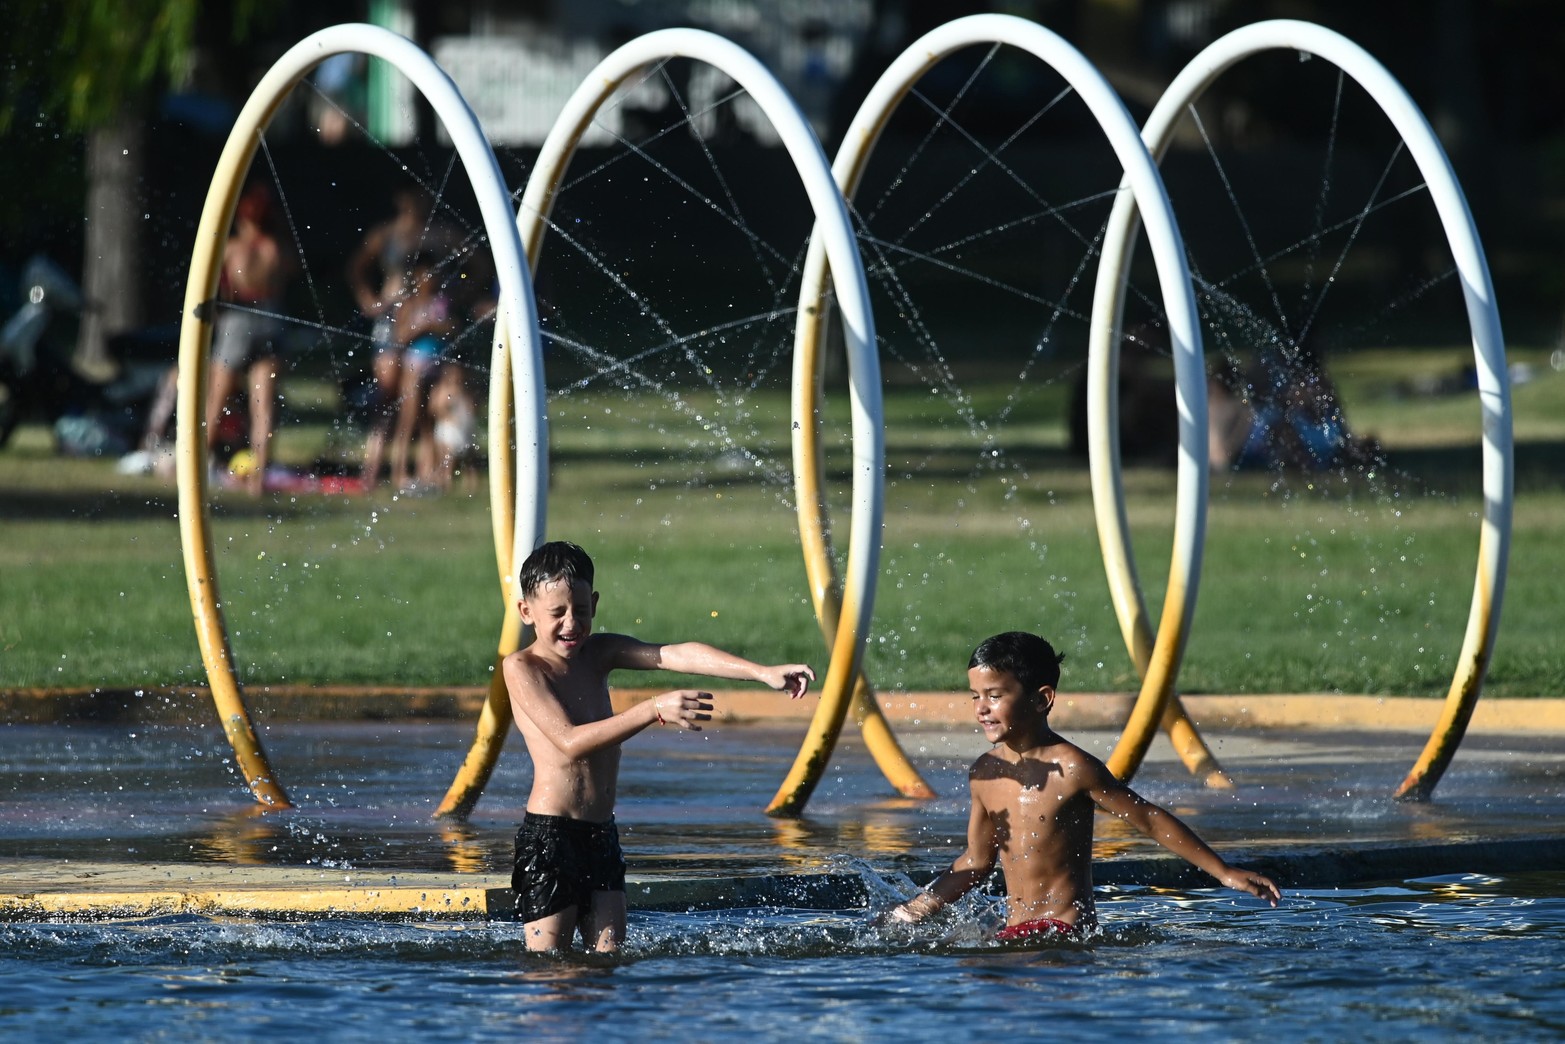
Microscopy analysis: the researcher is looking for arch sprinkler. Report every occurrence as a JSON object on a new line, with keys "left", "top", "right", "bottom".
{"left": 797, "top": 12, "right": 1227, "bottom": 792}
{"left": 461, "top": 27, "right": 896, "bottom": 819}
{"left": 1088, "top": 20, "right": 1511, "bottom": 798}
{"left": 176, "top": 24, "right": 540, "bottom": 810}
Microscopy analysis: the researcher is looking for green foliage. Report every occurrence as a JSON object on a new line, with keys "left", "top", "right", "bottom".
{"left": 58, "top": 0, "right": 199, "bottom": 127}
{"left": 0, "top": 0, "right": 262, "bottom": 132}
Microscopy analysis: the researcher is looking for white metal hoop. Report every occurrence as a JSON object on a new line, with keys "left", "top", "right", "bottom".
{"left": 176, "top": 23, "right": 539, "bottom": 808}
{"left": 1089, "top": 18, "right": 1512, "bottom": 796}
{"left": 504, "top": 28, "right": 885, "bottom": 816}
{"left": 807, "top": 13, "right": 1211, "bottom": 784}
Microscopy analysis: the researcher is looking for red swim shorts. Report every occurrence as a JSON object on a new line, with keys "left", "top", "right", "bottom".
{"left": 994, "top": 917, "right": 1079, "bottom": 942}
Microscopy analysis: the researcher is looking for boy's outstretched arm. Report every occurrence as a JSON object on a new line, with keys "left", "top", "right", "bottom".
{"left": 890, "top": 782, "right": 998, "bottom": 923}
{"left": 606, "top": 636, "right": 815, "bottom": 698}
{"left": 1086, "top": 763, "right": 1281, "bottom": 905}
{"left": 503, "top": 655, "right": 712, "bottom": 757}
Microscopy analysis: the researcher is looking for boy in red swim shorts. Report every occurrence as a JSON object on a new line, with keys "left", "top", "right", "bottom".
{"left": 504, "top": 541, "right": 814, "bottom": 953}
{"left": 890, "top": 631, "right": 1280, "bottom": 940}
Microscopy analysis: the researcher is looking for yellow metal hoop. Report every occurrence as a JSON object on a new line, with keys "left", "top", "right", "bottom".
{"left": 178, "top": 25, "right": 539, "bottom": 810}
{"left": 782, "top": 13, "right": 1228, "bottom": 806}
{"left": 1088, "top": 20, "right": 1512, "bottom": 798}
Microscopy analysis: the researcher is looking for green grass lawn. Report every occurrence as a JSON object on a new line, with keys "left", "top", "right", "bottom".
{"left": 2, "top": 346, "right": 1563, "bottom": 697}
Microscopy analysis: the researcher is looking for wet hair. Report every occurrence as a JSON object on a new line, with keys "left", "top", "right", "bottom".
{"left": 968, "top": 631, "right": 1065, "bottom": 693}
{"left": 235, "top": 184, "right": 275, "bottom": 229}
{"left": 517, "top": 541, "right": 594, "bottom": 598}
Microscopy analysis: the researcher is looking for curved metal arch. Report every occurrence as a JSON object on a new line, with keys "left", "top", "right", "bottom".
{"left": 803, "top": 12, "right": 1215, "bottom": 788}
{"left": 1089, "top": 19, "right": 1511, "bottom": 796}
{"left": 463, "top": 28, "right": 888, "bottom": 818}
{"left": 176, "top": 23, "right": 540, "bottom": 809}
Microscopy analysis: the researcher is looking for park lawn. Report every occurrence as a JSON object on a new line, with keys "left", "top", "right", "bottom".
{"left": 2, "top": 346, "right": 1563, "bottom": 697}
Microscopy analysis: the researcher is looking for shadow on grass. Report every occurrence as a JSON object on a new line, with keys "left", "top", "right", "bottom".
{"left": 0, "top": 487, "right": 329, "bottom": 524}
{"left": 5, "top": 438, "right": 1558, "bottom": 523}
{"left": 1380, "top": 440, "right": 1565, "bottom": 496}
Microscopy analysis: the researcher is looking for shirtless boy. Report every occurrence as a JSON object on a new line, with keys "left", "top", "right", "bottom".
{"left": 503, "top": 541, "right": 815, "bottom": 953}
{"left": 208, "top": 183, "right": 295, "bottom": 495}
{"left": 891, "top": 631, "right": 1280, "bottom": 940}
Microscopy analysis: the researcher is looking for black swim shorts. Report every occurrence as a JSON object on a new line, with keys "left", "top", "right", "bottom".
{"left": 511, "top": 812, "right": 627, "bottom": 923}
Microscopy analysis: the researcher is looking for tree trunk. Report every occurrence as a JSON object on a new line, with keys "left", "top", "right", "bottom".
{"left": 77, "top": 112, "right": 145, "bottom": 376}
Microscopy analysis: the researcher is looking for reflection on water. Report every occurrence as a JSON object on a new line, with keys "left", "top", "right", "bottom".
{"left": 192, "top": 805, "right": 278, "bottom": 865}
{"left": 513, "top": 959, "right": 619, "bottom": 1008}
{"left": 1091, "top": 809, "right": 1144, "bottom": 858}
{"left": 439, "top": 819, "right": 490, "bottom": 874}
{"left": 767, "top": 810, "right": 923, "bottom": 861}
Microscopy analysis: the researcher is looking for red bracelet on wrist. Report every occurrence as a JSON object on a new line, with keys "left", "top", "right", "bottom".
{"left": 655, "top": 704, "right": 666, "bottom": 725}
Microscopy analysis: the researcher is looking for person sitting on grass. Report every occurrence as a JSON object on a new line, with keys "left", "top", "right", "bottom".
{"left": 890, "top": 631, "right": 1280, "bottom": 941}
{"left": 504, "top": 540, "right": 815, "bottom": 954}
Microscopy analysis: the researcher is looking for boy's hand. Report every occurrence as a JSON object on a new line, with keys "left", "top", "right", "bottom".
{"left": 653, "top": 690, "right": 713, "bottom": 731}
{"left": 1218, "top": 866, "right": 1281, "bottom": 906}
{"left": 765, "top": 664, "right": 815, "bottom": 699}
{"left": 869, "top": 904, "right": 917, "bottom": 928}
{"left": 884, "top": 890, "right": 944, "bottom": 925}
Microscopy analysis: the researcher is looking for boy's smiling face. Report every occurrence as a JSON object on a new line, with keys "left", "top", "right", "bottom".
{"left": 519, "top": 576, "right": 597, "bottom": 658}
{"left": 969, "top": 664, "right": 1054, "bottom": 747}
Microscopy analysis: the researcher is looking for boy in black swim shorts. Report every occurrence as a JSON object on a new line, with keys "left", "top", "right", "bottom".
{"left": 512, "top": 814, "right": 626, "bottom": 924}
{"left": 503, "top": 541, "right": 814, "bottom": 952}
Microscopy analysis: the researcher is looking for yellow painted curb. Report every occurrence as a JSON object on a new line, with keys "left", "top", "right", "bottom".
{"left": 615, "top": 691, "right": 1565, "bottom": 734}
{"left": 0, "top": 862, "right": 512, "bottom": 920}
{"left": 6, "top": 689, "right": 1565, "bottom": 732}
{"left": 0, "top": 861, "right": 868, "bottom": 922}
{"left": 0, "top": 887, "right": 510, "bottom": 921}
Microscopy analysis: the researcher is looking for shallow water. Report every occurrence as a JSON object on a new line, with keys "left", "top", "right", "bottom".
{"left": 2, "top": 721, "right": 1562, "bottom": 874}
{"left": 5, "top": 722, "right": 1565, "bottom": 1039}
{"left": 4, "top": 875, "right": 1565, "bottom": 1040}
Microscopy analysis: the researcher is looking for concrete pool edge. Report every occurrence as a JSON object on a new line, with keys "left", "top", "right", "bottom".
{"left": 5, "top": 836, "right": 1563, "bottom": 922}
{"left": 6, "top": 689, "right": 1565, "bottom": 732}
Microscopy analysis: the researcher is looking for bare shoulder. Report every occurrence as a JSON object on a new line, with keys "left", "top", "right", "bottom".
{"left": 1050, "top": 737, "right": 1101, "bottom": 770}
{"left": 501, "top": 647, "right": 547, "bottom": 689}
{"left": 967, "top": 750, "right": 1005, "bottom": 779}
{"left": 1034, "top": 737, "right": 1115, "bottom": 790}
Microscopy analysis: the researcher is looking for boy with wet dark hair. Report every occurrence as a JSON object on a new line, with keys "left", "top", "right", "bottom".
{"left": 890, "top": 630, "right": 1279, "bottom": 940}
{"left": 504, "top": 540, "right": 815, "bottom": 953}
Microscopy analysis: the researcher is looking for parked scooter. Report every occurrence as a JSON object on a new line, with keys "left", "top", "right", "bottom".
{"left": 0, "top": 255, "right": 170, "bottom": 454}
